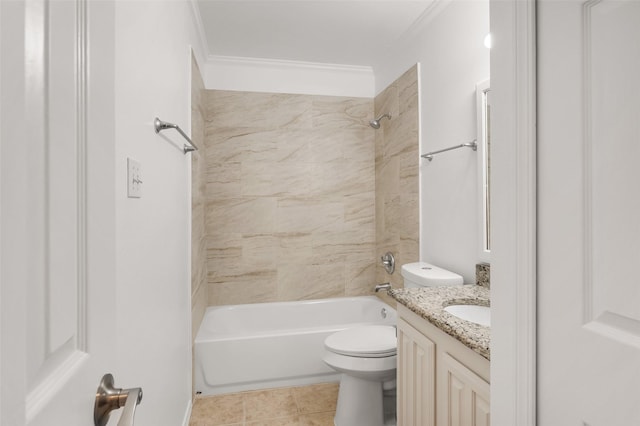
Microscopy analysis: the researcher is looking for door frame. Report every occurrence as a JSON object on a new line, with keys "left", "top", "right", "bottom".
{"left": 490, "top": 0, "right": 537, "bottom": 425}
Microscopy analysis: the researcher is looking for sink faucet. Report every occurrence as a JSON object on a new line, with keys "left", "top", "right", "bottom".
{"left": 374, "top": 283, "right": 392, "bottom": 292}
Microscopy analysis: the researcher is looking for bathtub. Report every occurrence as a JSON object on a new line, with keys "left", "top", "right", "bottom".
{"left": 194, "top": 296, "right": 397, "bottom": 396}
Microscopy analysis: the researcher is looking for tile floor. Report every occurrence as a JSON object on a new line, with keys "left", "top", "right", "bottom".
{"left": 189, "top": 382, "right": 339, "bottom": 426}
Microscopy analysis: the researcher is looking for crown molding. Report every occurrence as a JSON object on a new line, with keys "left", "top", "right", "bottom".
{"left": 206, "top": 55, "right": 373, "bottom": 74}
{"left": 398, "top": 0, "right": 453, "bottom": 43}
{"left": 189, "top": 0, "right": 210, "bottom": 58}
{"left": 202, "top": 55, "right": 375, "bottom": 97}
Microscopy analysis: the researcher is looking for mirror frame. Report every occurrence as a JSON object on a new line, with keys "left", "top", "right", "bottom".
{"left": 476, "top": 79, "right": 491, "bottom": 263}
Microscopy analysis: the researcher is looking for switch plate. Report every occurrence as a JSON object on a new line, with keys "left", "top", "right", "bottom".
{"left": 127, "top": 158, "right": 142, "bottom": 198}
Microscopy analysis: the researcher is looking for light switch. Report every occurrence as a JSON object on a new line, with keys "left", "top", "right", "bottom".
{"left": 127, "top": 158, "right": 142, "bottom": 198}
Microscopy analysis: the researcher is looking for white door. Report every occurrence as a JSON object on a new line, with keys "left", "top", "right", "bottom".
{"left": 538, "top": 0, "right": 640, "bottom": 424}
{"left": 1, "top": 0, "right": 120, "bottom": 425}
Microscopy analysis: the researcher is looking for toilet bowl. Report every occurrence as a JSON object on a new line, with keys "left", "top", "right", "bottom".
{"left": 323, "top": 325, "right": 397, "bottom": 426}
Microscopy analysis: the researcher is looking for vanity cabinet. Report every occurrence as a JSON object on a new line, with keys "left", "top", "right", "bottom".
{"left": 397, "top": 305, "right": 490, "bottom": 426}
{"left": 397, "top": 317, "right": 436, "bottom": 426}
{"left": 441, "top": 352, "right": 490, "bottom": 426}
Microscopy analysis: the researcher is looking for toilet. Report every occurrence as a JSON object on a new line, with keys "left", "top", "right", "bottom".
{"left": 323, "top": 325, "right": 397, "bottom": 426}
{"left": 323, "top": 262, "right": 463, "bottom": 426}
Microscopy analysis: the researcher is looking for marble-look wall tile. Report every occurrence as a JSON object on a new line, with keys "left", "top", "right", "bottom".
{"left": 276, "top": 197, "right": 344, "bottom": 234}
{"left": 208, "top": 277, "right": 278, "bottom": 306}
{"left": 204, "top": 127, "right": 280, "bottom": 164}
{"left": 375, "top": 65, "right": 420, "bottom": 289}
{"left": 206, "top": 198, "right": 277, "bottom": 235}
{"left": 399, "top": 151, "right": 419, "bottom": 193}
{"left": 345, "top": 255, "right": 377, "bottom": 297}
{"left": 207, "top": 91, "right": 313, "bottom": 130}
{"left": 397, "top": 66, "right": 419, "bottom": 116}
{"left": 201, "top": 69, "right": 418, "bottom": 307}
{"left": 277, "top": 263, "right": 344, "bottom": 301}
{"left": 344, "top": 194, "right": 375, "bottom": 228}
{"left": 311, "top": 96, "right": 372, "bottom": 130}
{"left": 270, "top": 163, "right": 315, "bottom": 197}
{"left": 204, "top": 90, "right": 376, "bottom": 305}
{"left": 205, "top": 162, "right": 241, "bottom": 199}
{"left": 277, "top": 232, "right": 313, "bottom": 264}
{"left": 191, "top": 283, "right": 207, "bottom": 341}
{"left": 205, "top": 235, "right": 242, "bottom": 289}
{"left": 313, "top": 162, "right": 375, "bottom": 198}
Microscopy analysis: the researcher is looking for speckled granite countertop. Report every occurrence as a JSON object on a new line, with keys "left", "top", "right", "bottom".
{"left": 388, "top": 285, "right": 490, "bottom": 360}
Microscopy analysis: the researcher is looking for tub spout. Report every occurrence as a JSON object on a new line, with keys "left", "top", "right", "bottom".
{"left": 374, "top": 283, "right": 391, "bottom": 293}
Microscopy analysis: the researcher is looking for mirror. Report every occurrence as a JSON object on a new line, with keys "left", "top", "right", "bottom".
{"left": 476, "top": 79, "right": 491, "bottom": 262}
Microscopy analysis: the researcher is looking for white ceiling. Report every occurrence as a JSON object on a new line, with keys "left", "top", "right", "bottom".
{"left": 195, "top": 0, "right": 438, "bottom": 67}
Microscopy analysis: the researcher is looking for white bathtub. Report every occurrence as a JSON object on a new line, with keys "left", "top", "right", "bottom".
{"left": 194, "top": 296, "right": 397, "bottom": 396}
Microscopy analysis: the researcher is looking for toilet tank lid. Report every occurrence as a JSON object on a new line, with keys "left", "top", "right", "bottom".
{"left": 401, "top": 262, "right": 463, "bottom": 286}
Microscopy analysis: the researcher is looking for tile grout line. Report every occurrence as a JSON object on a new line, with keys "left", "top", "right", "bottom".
{"left": 291, "top": 386, "right": 302, "bottom": 416}
{"left": 241, "top": 392, "right": 246, "bottom": 426}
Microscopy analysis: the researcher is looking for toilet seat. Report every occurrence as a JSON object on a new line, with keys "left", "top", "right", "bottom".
{"left": 325, "top": 325, "right": 397, "bottom": 358}
{"left": 323, "top": 325, "right": 398, "bottom": 426}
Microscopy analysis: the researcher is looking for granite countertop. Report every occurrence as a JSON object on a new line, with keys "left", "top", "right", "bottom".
{"left": 388, "top": 285, "right": 490, "bottom": 360}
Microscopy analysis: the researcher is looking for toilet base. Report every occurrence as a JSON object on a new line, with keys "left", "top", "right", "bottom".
{"left": 334, "top": 374, "right": 396, "bottom": 426}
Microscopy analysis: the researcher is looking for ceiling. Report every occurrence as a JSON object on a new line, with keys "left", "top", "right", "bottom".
{"left": 195, "top": 0, "right": 438, "bottom": 67}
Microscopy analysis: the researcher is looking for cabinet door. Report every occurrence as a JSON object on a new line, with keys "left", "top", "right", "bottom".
{"left": 397, "top": 318, "right": 436, "bottom": 426}
{"left": 441, "top": 352, "right": 490, "bottom": 426}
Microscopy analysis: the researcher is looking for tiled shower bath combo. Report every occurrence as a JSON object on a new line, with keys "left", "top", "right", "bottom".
{"left": 190, "top": 65, "right": 419, "bottom": 424}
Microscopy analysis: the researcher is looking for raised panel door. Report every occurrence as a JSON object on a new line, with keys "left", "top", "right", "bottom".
{"left": 440, "top": 352, "right": 490, "bottom": 426}
{"left": 538, "top": 0, "right": 640, "bottom": 423}
{"left": 1, "top": 0, "right": 117, "bottom": 424}
{"left": 397, "top": 318, "right": 435, "bottom": 426}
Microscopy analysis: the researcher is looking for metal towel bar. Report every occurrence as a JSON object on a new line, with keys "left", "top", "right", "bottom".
{"left": 154, "top": 117, "right": 198, "bottom": 154}
{"left": 421, "top": 140, "right": 477, "bottom": 161}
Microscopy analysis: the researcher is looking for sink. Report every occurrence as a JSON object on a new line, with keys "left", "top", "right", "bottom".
{"left": 444, "top": 304, "right": 490, "bottom": 327}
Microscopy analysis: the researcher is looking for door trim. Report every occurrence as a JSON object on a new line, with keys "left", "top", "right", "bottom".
{"left": 490, "top": 0, "right": 537, "bottom": 425}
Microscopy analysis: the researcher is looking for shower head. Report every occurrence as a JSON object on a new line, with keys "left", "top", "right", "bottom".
{"left": 369, "top": 113, "right": 392, "bottom": 129}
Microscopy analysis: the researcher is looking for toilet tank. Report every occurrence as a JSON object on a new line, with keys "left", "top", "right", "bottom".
{"left": 401, "top": 262, "right": 463, "bottom": 288}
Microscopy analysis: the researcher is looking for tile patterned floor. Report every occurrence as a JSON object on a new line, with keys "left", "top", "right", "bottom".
{"left": 189, "top": 382, "right": 339, "bottom": 426}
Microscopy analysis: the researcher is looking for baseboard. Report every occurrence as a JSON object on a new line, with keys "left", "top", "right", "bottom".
{"left": 181, "top": 398, "right": 193, "bottom": 426}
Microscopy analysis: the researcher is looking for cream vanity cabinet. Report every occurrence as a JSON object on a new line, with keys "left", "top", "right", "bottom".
{"left": 397, "top": 305, "right": 490, "bottom": 426}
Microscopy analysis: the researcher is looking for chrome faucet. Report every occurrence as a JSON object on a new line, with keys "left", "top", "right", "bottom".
{"left": 374, "top": 283, "right": 392, "bottom": 292}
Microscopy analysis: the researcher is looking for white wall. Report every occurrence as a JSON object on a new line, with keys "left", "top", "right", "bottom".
{"left": 114, "top": 2, "right": 203, "bottom": 424}
{"left": 373, "top": 1, "right": 490, "bottom": 282}
{"left": 203, "top": 55, "right": 375, "bottom": 98}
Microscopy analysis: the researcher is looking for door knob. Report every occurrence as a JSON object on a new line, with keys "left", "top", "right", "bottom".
{"left": 94, "top": 373, "right": 143, "bottom": 426}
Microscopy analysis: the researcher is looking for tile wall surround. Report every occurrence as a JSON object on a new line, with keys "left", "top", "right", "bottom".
{"left": 200, "top": 65, "right": 419, "bottom": 307}
{"left": 204, "top": 90, "right": 376, "bottom": 305}
{"left": 191, "top": 55, "right": 208, "bottom": 347}
{"left": 374, "top": 65, "right": 420, "bottom": 291}
{"left": 476, "top": 263, "right": 490, "bottom": 288}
